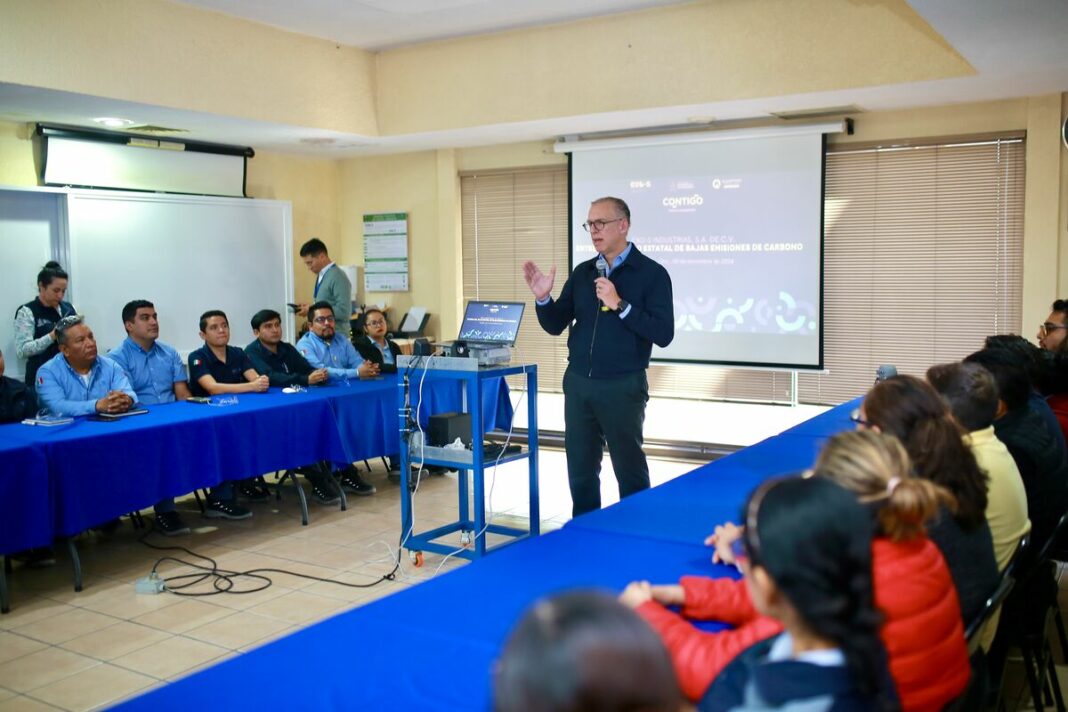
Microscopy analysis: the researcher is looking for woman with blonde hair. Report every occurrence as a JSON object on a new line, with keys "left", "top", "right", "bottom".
{"left": 623, "top": 430, "right": 970, "bottom": 711}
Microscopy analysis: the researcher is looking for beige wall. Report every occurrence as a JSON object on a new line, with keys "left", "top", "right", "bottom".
{"left": 375, "top": 0, "right": 972, "bottom": 135}
{"left": 1, "top": 0, "right": 973, "bottom": 139}
{"left": 337, "top": 151, "right": 453, "bottom": 338}
{"left": 0, "top": 122, "right": 37, "bottom": 186}
{"left": 0, "top": 0, "right": 377, "bottom": 135}
{"left": 245, "top": 152, "right": 341, "bottom": 305}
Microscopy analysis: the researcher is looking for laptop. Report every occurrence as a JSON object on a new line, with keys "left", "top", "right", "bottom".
{"left": 459, "top": 303, "right": 525, "bottom": 365}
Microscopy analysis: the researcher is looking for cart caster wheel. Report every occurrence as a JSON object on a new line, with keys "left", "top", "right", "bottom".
{"left": 409, "top": 551, "right": 424, "bottom": 567}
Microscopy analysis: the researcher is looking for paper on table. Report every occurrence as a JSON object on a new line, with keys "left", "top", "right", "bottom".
{"left": 401, "top": 306, "right": 427, "bottom": 332}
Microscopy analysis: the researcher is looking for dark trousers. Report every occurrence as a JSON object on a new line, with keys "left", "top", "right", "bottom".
{"left": 563, "top": 367, "right": 650, "bottom": 517}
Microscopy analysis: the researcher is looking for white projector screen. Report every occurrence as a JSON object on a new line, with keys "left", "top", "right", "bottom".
{"left": 569, "top": 131, "right": 825, "bottom": 369}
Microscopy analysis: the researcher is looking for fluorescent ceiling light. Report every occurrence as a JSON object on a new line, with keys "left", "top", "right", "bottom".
{"left": 92, "top": 117, "right": 135, "bottom": 128}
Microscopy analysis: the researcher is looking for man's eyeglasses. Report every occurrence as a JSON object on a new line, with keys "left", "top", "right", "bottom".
{"left": 313, "top": 315, "right": 335, "bottom": 324}
{"left": 850, "top": 408, "right": 871, "bottom": 427}
{"left": 1039, "top": 322, "right": 1067, "bottom": 337}
{"left": 581, "top": 218, "right": 622, "bottom": 233}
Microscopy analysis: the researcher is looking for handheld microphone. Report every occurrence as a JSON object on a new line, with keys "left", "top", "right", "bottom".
{"left": 595, "top": 255, "right": 609, "bottom": 312}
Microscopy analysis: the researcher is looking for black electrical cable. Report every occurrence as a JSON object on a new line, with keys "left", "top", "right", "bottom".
{"left": 137, "top": 529, "right": 402, "bottom": 597}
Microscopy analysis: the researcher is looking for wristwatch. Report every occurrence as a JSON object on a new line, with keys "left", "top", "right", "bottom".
{"left": 615, "top": 299, "right": 630, "bottom": 314}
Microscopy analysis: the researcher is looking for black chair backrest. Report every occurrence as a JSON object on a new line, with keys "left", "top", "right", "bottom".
{"left": 963, "top": 533, "right": 1028, "bottom": 643}
{"left": 1035, "top": 511, "right": 1068, "bottom": 566}
{"left": 1018, "top": 512, "right": 1068, "bottom": 589}
{"left": 1004, "top": 533, "right": 1031, "bottom": 582}
{"left": 965, "top": 571, "right": 1015, "bottom": 641}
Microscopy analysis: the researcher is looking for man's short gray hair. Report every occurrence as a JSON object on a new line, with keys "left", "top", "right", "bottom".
{"left": 592, "top": 197, "right": 630, "bottom": 222}
{"left": 55, "top": 314, "right": 85, "bottom": 346}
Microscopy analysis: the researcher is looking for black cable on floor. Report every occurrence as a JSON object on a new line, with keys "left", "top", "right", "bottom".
{"left": 137, "top": 529, "right": 401, "bottom": 597}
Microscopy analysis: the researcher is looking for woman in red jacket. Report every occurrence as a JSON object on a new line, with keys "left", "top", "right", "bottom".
{"left": 622, "top": 430, "right": 970, "bottom": 711}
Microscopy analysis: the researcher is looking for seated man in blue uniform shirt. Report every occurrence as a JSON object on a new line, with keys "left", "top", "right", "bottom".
{"left": 296, "top": 301, "right": 378, "bottom": 496}
{"left": 108, "top": 300, "right": 192, "bottom": 536}
{"left": 188, "top": 309, "right": 270, "bottom": 520}
{"left": 37, "top": 315, "right": 138, "bottom": 417}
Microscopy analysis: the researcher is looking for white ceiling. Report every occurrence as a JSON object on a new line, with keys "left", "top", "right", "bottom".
{"left": 173, "top": 0, "right": 692, "bottom": 51}
{"left": 1, "top": 0, "right": 1066, "bottom": 157}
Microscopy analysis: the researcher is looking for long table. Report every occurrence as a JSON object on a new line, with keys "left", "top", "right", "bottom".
{"left": 0, "top": 374, "right": 512, "bottom": 611}
{"left": 118, "top": 399, "right": 855, "bottom": 711}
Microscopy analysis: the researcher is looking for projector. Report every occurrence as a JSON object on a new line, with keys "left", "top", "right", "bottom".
{"left": 468, "top": 344, "right": 512, "bottom": 366}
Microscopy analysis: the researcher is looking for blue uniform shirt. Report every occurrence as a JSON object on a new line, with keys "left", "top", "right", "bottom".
{"left": 108, "top": 337, "right": 187, "bottom": 405}
{"left": 36, "top": 353, "right": 138, "bottom": 417}
{"left": 296, "top": 332, "right": 364, "bottom": 381}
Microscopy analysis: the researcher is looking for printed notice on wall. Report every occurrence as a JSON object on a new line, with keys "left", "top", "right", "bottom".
{"left": 363, "top": 212, "right": 409, "bottom": 292}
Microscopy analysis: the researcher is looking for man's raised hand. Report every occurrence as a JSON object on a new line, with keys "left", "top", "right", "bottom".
{"left": 522, "top": 261, "right": 556, "bottom": 302}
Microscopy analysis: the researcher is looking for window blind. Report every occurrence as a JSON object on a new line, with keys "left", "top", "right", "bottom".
{"left": 461, "top": 167, "right": 570, "bottom": 389}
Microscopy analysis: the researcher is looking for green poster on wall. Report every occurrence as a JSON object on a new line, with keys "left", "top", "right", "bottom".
{"left": 362, "top": 212, "right": 409, "bottom": 292}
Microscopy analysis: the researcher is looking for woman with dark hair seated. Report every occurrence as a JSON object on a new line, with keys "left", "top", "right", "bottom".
{"left": 494, "top": 590, "right": 683, "bottom": 712}
{"left": 625, "top": 431, "right": 968, "bottom": 711}
{"left": 353, "top": 307, "right": 402, "bottom": 374}
{"left": 859, "top": 374, "right": 999, "bottom": 624}
{"left": 353, "top": 307, "right": 407, "bottom": 478}
{"left": 700, "top": 476, "right": 892, "bottom": 711}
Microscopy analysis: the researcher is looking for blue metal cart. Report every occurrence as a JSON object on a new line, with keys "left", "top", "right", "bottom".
{"left": 397, "top": 361, "right": 539, "bottom": 564}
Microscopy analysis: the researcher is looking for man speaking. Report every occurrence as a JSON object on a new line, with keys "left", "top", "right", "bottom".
{"left": 523, "top": 197, "right": 674, "bottom": 516}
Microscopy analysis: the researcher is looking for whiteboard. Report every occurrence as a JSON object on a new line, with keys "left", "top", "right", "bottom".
{"left": 0, "top": 188, "right": 66, "bottom": 379}
{"left": 65, "top": 190, "right": 293, "bottom": 357}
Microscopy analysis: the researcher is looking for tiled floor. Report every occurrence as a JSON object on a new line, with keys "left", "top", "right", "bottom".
{"left": 0, "top": 446, "right": 696, "bottom": 712}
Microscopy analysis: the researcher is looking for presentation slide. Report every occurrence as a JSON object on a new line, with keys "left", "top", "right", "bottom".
{"left": 458, "top": 301, "right": 526, "bottom": 345}
{"left": 570, "top": 132, "right": 824, "bottom": 369}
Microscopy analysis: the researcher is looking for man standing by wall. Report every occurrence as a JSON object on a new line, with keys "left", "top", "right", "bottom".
{"left": 523, "top": 197, "right": 674, "bottom": 516}
{"left": 296, "top": 238, "right": 352, "bottom": 339}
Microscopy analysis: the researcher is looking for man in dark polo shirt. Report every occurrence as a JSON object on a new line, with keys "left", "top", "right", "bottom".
{"left": 188, "top": 309, "right": 270, "bottom": 520}
{"left": 245, "top": 309, "right": 328, "bottom": 389}
{"left": 244, "top": 309, "right": 340, "bottom": 505}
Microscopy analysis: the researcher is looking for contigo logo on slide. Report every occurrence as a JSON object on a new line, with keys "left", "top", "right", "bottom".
{"left": 662, "top": 194, "right": 704, "bottom": 209}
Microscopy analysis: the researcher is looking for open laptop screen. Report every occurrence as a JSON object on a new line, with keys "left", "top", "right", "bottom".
{"left": 457, "top": 301, "right": 525, "bottom": 346}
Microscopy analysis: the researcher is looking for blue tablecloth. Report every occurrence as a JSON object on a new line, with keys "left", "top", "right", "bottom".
{"left": 0, "top": 434, "right": 52, "bottom": 553}
{"left": 118, "top": 399, "right": 858, "bottom": 712}
{"left": 0, "top": 374, "right": 513, "bottom": 550}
